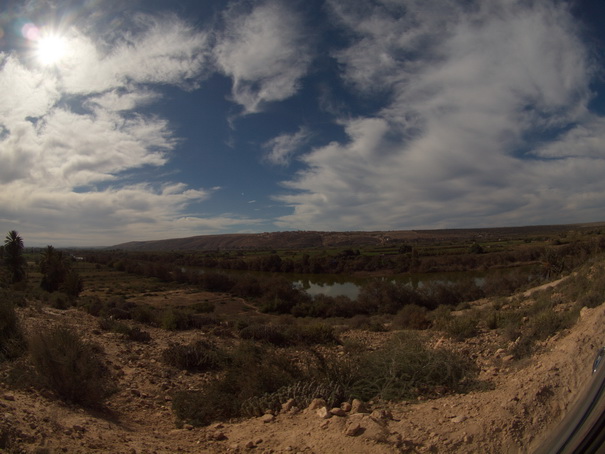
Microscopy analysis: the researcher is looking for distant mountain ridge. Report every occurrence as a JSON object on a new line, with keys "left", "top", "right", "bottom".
{"left": 110, "top": 222, "right": 605, "bottom": 251}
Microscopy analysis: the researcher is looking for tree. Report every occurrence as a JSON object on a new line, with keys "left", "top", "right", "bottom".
{"left": 39, "top": 246, "right": 68, "bottom": 292}
{"left": 4, "top": 230, "right": 27, "bottom": 284}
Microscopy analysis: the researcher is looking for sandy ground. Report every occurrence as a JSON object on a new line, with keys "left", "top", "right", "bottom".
{"left": 1, "top": 284, "right": 604, "bottom": 454}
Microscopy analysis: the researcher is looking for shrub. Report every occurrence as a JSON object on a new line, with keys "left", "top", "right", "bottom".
{"left": 445, "top": 313, "right": 479, "bottom": 340}
{"left": 28, "top": 325, "right": 114, "bottom": 407}
{"left": 172, "top": 342, "right": 302, "bottom": 426}
{"left": 241, "top": 379, "right": 345, "bottom": 417}
{"left": 162, "top": 340, "right": 227, "bottom": 372}
{"left": 239, "top": 324, "right": 288, "bottom": 346}
{"left": 348, "top": 332, "right": 477, "bottom": 401}
{"left": 99, "top": 318, "right": 151, "bottom": 342}
{"left": 393, "top": 304, "right": 430, "bottom": 330}
{"left": 0, "top": 300, "right": 25, "bottom": 361}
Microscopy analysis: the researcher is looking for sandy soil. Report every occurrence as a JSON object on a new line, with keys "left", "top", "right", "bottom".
{"left": 1, "top": 283, "right": 604, "bottom": 454}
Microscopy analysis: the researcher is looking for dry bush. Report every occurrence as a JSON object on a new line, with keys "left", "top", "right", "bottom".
{"left": 28, "top": 325, "right": 114, "bottom": 407}
{"left": 348, "top": 332, "right": 477, "bottom": 401}
{"left": 0, "top": 299, "right": 25, "bottom": 362}
{"left": 162, "top": 340, "right": 227, "bottom": 372}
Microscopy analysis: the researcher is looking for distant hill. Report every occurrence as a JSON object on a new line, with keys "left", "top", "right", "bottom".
{"left": 110, "top": 222, "right": 605, "bottom": 252}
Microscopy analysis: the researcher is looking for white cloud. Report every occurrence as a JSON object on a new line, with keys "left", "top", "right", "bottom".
{"left": 263, "top": 127, "right": 312, "bottom": 166}
{"left": 58, "top": 15, "right": 212, "bottom": 95}
{"left": 276, "top": 0, "right": 603, "bottom": 230}
{"left": 214, "top": 1, "right": 312, "bottom": 113}
{"left": 0, "top": 11, "right": 256, "bottom": 246}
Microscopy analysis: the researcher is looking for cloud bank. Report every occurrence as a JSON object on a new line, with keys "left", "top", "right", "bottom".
{"left": 275, "top": 0, "right": 605, "bottom": 230}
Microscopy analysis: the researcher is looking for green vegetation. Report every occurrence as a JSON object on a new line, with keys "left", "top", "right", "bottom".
{"left": 2, "top": 230, "right": 26, "bottom": 285}
{"left": 1, "top": 226, "right": 605, "bottom": 427}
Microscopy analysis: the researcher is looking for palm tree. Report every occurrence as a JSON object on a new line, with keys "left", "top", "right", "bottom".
{"left": 4, "top": 230, "right": 26, "bottom": 284}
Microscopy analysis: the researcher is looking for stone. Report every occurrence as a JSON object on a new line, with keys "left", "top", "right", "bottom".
{"left": 245, "top": 441, "right": 256, "bottom": 449}
{"left": 316, "top": 407, "right": 331, "bottom": 419}
{"left": 281, "top": 398, "right": 295, "bottom": 413}
{"left": 3, "top": 394, "right": 15, "bottom": 402}
{"left": 183, "top": 424, "right": 194, "bottom": 431}
{"left": 370, "top": 409, "right": 392, "bottom": 420}
{"left": 261, "top": 414, "right": 275, "bottom": 423}
{"left": 451, "top": 415, "right": 468, "bottom": 423}
{"left": 340, "top": 402, "right": 352, "bottom": 412}
{"left": 307, "top": 398, "right": 327, "bottom": 411}
{"left": 350, "top": 399, "right": 368, "bottom": 414}
{"left": 344, "top": 422, "right": 363, "bottom": 437}
{"left": 330, "top": 407, "right": 346, "bottom": 417}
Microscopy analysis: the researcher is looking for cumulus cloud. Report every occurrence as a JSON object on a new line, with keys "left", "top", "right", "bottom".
{"left": 214, "top": 0, "right": 312, "bottom": 113}
{"left": 0, "top": 10, "right": 255, "bottom": 246}
{"left": 276, "top": 0, "right": 603, "bottom": 230}
{"left": 263, "top": 127, "right": 312, "bottom": 166}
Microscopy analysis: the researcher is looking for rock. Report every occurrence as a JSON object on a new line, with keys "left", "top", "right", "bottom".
{"left": 344, "top": 422, "right": 363, "bottom": 437}
{"left": 316, "top": 407, "right": 331, "bottom": 419}
{"left": 451, "top": 415, "right": 468, "bottom": 423}
{"left": 351, "top": 399, "right": 368, "bottom": 414}
{"left": 330, "top": 407, "right": 346, "bottom": 417}
{"left": 340, "top": 402, "right": 352, "bottom": 412}
{"left": 245, "top": 441, "right": 256, "bottom": 448}
{"left": 3, "top": 394, "right": 15, "bottom": 402}
{"left": 260, "top": 414, "right": 275, "bottom": 423}
{"left": 307, "top": 398, "right": 327, "bottom": 411}
{"left": 281, "top": 398, "right": 295, "bottom": 413}
{"left": 183, "top": 424, "right": 194, "bottom": 431}
{"left": 210, "top": 431, "right": 227, "bottom": 441}
{"left": 370, "top": 409, "right": 392, "bottom": 420}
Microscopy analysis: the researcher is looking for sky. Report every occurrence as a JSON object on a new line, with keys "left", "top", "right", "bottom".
{"left": 1, "top": 0, "right": 605, "bottom": 247}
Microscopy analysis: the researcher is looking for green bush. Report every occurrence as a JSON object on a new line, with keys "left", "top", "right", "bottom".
{"left": 28, "top": 325, "right": 114, "bottom": 407}
{"left": 0, "top": 300, "right": 25, "bottom": 361}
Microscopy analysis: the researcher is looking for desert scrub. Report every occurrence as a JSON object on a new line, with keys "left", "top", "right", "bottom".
{"left": 238, "top": 323, "right": 339, "bottom": 346}
{"left": 98, "top": 318, "right": 151, "bottom": 342}
{"left": 162, "top": 340, "right": 227, "bottom": 372}
{"left": 28, "top": 325, "right": 114, "bottom": 407}
{"left": 241, "top": 379, "right": 346, "bottom": 417}
{"left": 0, "top": 299, "right": 25, "bottom": 361}
{"left": 172, "top": 342, "right": 302, "bottom": 426}
{"left": 392, "top": 304, "right": 430, "bottom": 330}
{"left": 348, "top": 332, "right": 477, "bottom": 401}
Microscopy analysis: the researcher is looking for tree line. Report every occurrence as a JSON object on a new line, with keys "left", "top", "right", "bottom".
{"left": 0, "top": 231, "right": 82, "bottom": 297}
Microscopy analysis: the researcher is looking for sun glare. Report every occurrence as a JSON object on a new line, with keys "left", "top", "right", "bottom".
{"left": 36, "top": 34, "right": 68, "bottom": 66}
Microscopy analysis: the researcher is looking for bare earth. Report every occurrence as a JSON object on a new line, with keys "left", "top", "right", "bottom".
{"left": 1, "top": 284, "right": 604, "bottom": 454}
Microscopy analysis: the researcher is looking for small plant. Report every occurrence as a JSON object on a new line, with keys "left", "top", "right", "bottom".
{"left": 28, "top": 325, "right": 114, "bottom": 407}
{"left": 162, "top": 340, "right": 227, "bottom": 372}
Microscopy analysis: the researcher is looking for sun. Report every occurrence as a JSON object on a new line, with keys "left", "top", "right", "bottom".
{"left": 36, "top": 34, "right": 68, "bottom": 66}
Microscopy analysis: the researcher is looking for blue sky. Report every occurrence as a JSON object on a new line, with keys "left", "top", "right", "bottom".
{"left": 1, "top": 0, "right": 604, "bottom": 247}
